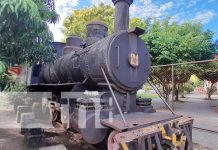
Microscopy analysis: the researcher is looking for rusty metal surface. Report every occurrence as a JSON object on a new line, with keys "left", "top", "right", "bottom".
{"left": 101, "top": 112, "right": 182, "bottom": 132}
{"left": 115, "top": 125, "right": 161, "bottom": 143}
{"left": 111, "top": 116, "right": 193, "bottom": 144}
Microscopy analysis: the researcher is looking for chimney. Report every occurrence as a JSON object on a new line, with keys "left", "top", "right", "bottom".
{"left": 86, "top": 20, "right": 108, "bottom": 46}
{"left": 112, "top": 0, "right": 133, "bottom": 32}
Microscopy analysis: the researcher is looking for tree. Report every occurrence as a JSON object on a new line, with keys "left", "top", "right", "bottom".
{"left": 144, "top": 18, "right": 215, "bottom": 102}
{"left": 143, "top": 19, "right": 215, "bottom": 65}
{"left": 63, "top": 4, "right": 216, "bottom": 103}
{"left": 63, "top": 3, "right": 148, "bottom": 40}
{"left": 195, "top": 62, "right": 218, "bottom": 100}
{"left": 0, "top": 0, "right": 59, "bottom": 91}
{"left": 0, "top": 61, "right": 6, "bottom": 91}
{"left": 214, "top": 39, "right": 218, "bottom": 52}
{"left": 149, "top": 65, "right": 195, "bottom": 102}
{"left": 0, "top": 0, "right": 59, "bottom": 66}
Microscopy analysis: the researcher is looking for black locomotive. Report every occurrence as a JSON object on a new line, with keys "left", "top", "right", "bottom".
{"left": 20, "top": 0, "right": 193, "bottom": 149}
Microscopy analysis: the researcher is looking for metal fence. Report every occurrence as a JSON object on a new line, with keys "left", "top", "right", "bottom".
{"left": 148, "top": 59, "right": 218, "bottom": 110}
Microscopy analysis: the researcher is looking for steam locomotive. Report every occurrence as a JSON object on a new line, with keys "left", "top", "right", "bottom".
{"left": 19, "top": 0, "right": 193, "bottom": 149}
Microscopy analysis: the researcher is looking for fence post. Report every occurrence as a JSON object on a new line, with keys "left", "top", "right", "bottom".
{"left": 171, "top": 65, "right": 175, "bottom": 110}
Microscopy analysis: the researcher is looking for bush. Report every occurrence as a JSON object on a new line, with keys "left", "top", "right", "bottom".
{"left": 183, "top": 83, "right": 194, "bottom": 93}
{"left": 6, "top": 83, "right": 27, "bottom": 111}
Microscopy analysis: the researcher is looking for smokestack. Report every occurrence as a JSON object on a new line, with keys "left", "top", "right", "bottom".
{"left": 112, "top": 0, "right": 133, "bottom": 32}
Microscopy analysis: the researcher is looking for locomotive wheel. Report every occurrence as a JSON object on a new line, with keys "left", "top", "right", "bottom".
{"left": 80, "top": 114, "right": 109, "bottom": 144}
{"left": 108, "top": 131, "right": 120, "bottom": 150}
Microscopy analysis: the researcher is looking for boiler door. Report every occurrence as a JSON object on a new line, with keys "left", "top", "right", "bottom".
{"left": 107, "top": 31, "right": 151, "bottom": 91}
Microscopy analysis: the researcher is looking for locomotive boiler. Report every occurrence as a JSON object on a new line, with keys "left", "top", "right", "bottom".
{"left": 20, "top": 0, "right": 194, "bottom": 149}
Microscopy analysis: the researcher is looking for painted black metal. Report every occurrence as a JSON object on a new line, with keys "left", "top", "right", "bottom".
{"left": 63, "top": 36, "right": 83, "bottom": 55}
{"left": 26, "top": 0, "right": 193, "bottom": 148}
{"left": 112, "top": 0, "right": 133, "bottom": 32}
{"left": 86, "top": 20, "right": 108, "bottom": 46}
{"left": 51, "top": 42, "right": 65, "bottom": 57}
{"left": 69, "top": 96, "right": 111, "bottom": 144}
{"left": 29, "top": 0, "right": 150, "bottom": 92}
{"left": 66, "top": 36, "right": 83, "bottom": 47}
{"left": 107, "top": 31, "right": 150, "bottom": 90}
{"left": 41, "top": 30, "right": 150, "bottom": 92}
{"left": 154, "top": 134, "right": 163, "bottom": 150}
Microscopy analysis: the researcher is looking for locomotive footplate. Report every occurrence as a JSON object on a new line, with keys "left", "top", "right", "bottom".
{"left": 102, "top": 112, "right": 193, "bottom": 150}
{"left": 101, "top": 112, "right": 183, "bottom": 132}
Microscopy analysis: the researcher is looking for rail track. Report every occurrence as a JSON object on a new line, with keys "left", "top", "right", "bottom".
{"left": 193, "top": 126, "right": 218, "bottom": 135}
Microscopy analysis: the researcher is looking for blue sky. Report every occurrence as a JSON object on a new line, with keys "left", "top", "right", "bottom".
{"left": 49, "top": 0, "right": 218, "bottom": 41}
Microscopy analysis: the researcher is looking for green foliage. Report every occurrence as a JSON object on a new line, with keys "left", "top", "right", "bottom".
{"left": 215, "top": 39, "right": 218, "bottom": 52}
{"left": 183, "top": 83, "right": 194, "bottom": 93}
{"left": 64, "top": 4, "right": 214, "bottom": 64}
{"left": 4, "top": 82, "right": 27, "bottom": 92}
{"left": 137, "top": 93, "right": 159, "bottom": 99}
{"left": 63, "top": 3, "right": 147, "bottom": 40}
{"left": 0, "top": 61, "right": 6, "bottom": 91}
{"left": 192, "top": 80, "right": 203, "bottom": 87}
{"left": 0, "top": 0, "right": 59, "bottom": 66}
{"left": 195, "top": 62, "right": 218, "bottom": 83}
{"left": 143, "top": 18, "right": 215, "bottom": 65}
{"left": 129, "top": 17, "right": 150, "bottom": 33}
{"left": 194, "top": 62, "right": 218, "bottom": 100}
{"left": 34, "top": 0, "right": 59, "bottom": 23}
{"left": 0, "top": 61, "right": 6, "bottom": 74}
{"left": 63, "top": 3, "right": 114, "bottom": 39}
{"left": 7, "top": 91, "right": 29, "bottom": 110}
{"left": 143, "top": 85, "right": 153, "bottom": 91}
{"left": 147, "top": 18, "right": 215, "bottom": 102}
{"left": 63, "top": 4, "right": 216, "bottom": 102}
{"left": 0, "top": 75, "right": 6, "bottom": 91}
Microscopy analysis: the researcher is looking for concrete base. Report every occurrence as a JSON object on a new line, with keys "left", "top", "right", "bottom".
{"left": 39, "top": 145, "right": 67, "bottom": 150}
{"left": 16, "top": 106, "right": 32, "bottom": 123}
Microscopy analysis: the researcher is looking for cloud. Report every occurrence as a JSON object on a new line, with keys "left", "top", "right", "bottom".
{"left": 187, "top": 0, "right": 200, "bottom": 8}
{"left": 90, "top": 0, "right": 174, "bottom": 19}
{"left": 49, "top": 0, "right": 79, "bottom": 41}
{"left": 48, "top": 0, "right": 217, "bottom": 41}
{"left": 90, "top": 0, "right": 113, "bottom": 6}
{"left": 56, "top": 0, "right": 79, "bottom": 9}
{"left": 130, "top": 0, "right": 173, "bottom": 19}
{"left": 169, "top": 12, "right": 186, "bottom": 24}
{"left": 193, "top": 10, "right": 216, "bottom": 24}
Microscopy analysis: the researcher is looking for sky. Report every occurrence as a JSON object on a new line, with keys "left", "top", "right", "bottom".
{"left": 49, "top": 0, "right": 218, "bottom": 42}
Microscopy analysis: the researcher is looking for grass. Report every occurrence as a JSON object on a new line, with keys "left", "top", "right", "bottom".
{"left": 137, "top": 93, "right": 159, "bottom": 99}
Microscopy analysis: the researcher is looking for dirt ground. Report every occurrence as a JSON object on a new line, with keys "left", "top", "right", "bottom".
{"left": 0, "top": 127, "right": 106, "bottom": 150}
{"left": 0, "top": 109, "right": 214, "bottom": 150}
{"left": 0, "top": 126, "right": 213, "bottom": 150}
{"left": 0, "top": 93, "right": 215, "bottom": 150}
{"left": 0, "top": 109, "right": 106, "bottom": 150}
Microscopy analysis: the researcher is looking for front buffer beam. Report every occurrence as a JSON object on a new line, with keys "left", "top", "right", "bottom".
{"left": 107, "top": 116, "right": 193, "bottom": 150}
